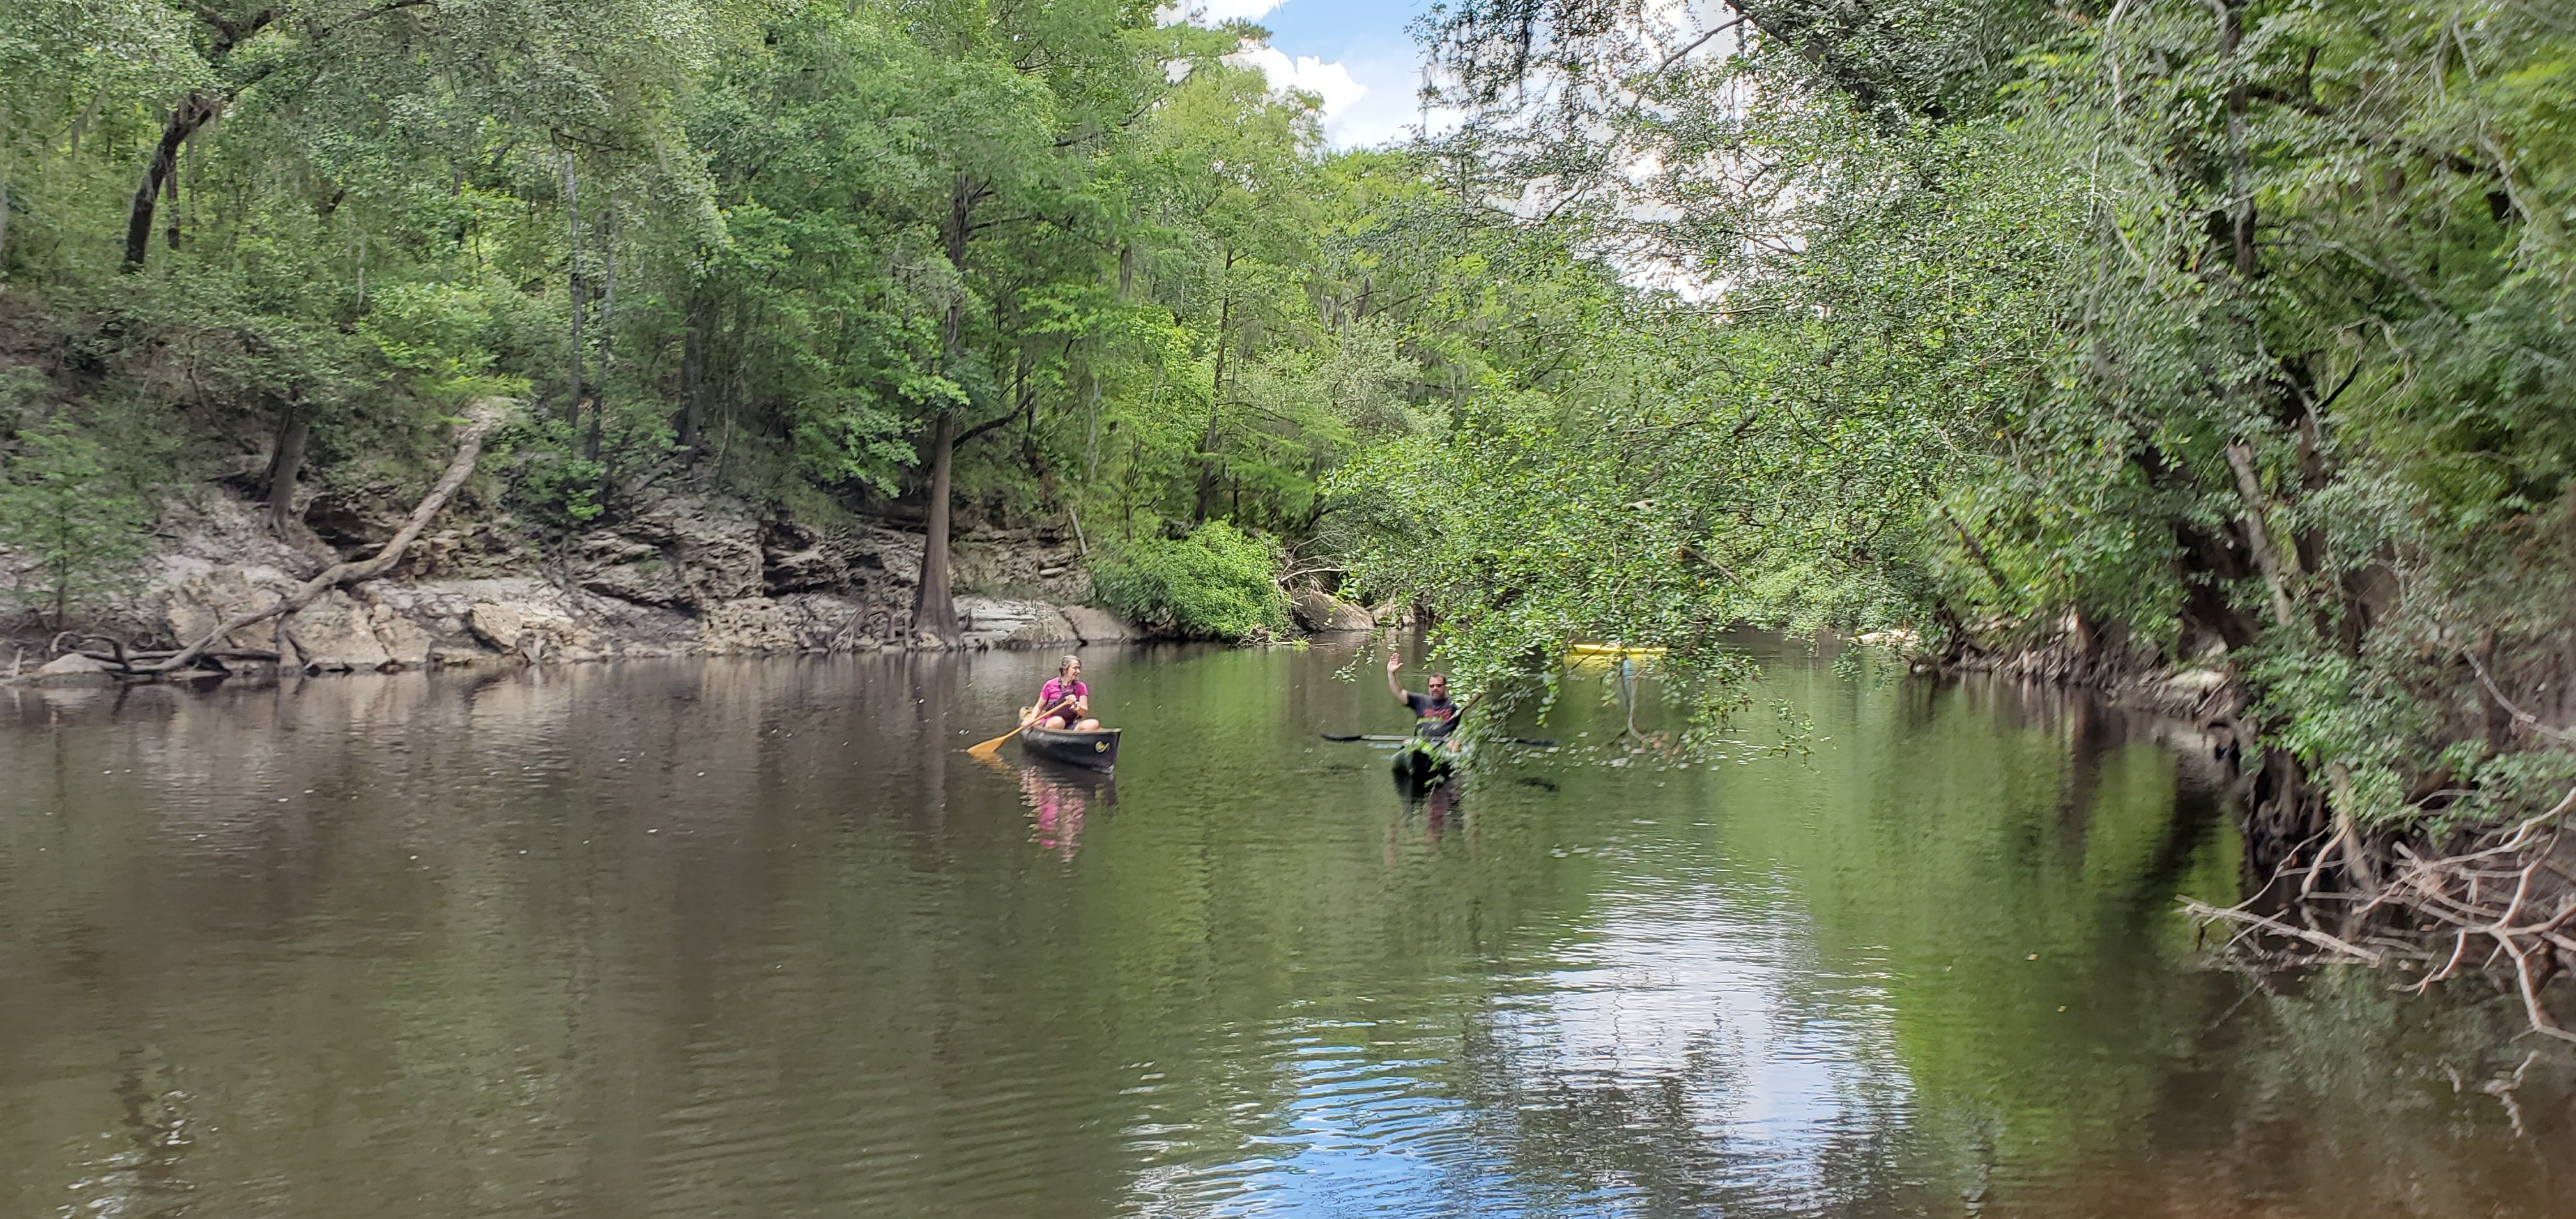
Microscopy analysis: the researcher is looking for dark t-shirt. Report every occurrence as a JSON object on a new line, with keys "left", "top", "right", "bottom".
{"left": 1404, "top": 691, "right": 1458, "bottom": 739}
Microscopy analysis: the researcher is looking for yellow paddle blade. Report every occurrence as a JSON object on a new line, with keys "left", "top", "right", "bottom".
{"left": 964, "top": 703, "right": 1057, "bottom": 758}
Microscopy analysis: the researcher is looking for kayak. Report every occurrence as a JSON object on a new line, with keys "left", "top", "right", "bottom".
{"left": 1020, "top": 724, "right": 1121, "bottom": 772}
{"left": 1391, "top": 738, "right": 1459, "bottom": 791}
{"left": 1566, "top": 641, "right": 1666, "bottom": 660}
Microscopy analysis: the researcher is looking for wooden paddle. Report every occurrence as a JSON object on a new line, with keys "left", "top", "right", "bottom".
{"left": 967, "top": 697, "right": 1075, "bottom": 760}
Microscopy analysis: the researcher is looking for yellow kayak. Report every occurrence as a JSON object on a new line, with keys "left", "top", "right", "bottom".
{"left": 1565, "top": 642, "right": 1666, "bottom": 661}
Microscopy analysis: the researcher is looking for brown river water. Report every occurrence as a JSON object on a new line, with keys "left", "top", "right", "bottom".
{"left": 2, "top": 640, "right": 2568, "bottom": 1217}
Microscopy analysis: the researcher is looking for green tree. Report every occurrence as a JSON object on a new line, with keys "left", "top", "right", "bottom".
{"left": 1090, "top": 519, "right": 1291, "bottom": 640}
{"left": 1344, "top": 0, "right": 2576, "bottom": 841}
{"left": 0, "top": 425, "right": 150, "bottom": 629}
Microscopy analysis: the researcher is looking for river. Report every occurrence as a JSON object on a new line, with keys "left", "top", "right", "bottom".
{"left": 2, "top": 640, "right": 2568, "bottom": 1217}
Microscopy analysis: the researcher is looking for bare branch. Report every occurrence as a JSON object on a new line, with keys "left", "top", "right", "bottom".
{"left": 141, "top": 399, "right": 510, "bottom": 675}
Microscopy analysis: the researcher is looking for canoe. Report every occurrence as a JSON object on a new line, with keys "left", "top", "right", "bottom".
{"left": 1020, "top": 724, "right": 1121, "bottom": 772}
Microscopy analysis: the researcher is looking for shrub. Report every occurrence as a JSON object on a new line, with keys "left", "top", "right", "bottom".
{"left": 0, "top": 425, "right": 150, "bottom": 629}
{"left": 1089, "top": 520, "right": 1290, "bottom": 641}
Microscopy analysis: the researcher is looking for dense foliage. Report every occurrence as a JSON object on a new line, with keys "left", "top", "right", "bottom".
{"left": 1327, "top": 0, "right": 2576, "bottom": 841}
{"left": 0, "top": 421, "right": 149, "bottom": 627}
{"left": 1089, "top": 519, "right": 1290, "bottom": 640}
{"left": 0, "top": 0, "right": 1498, "bottom": 642}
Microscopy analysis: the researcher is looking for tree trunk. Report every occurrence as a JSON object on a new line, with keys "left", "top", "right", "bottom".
{"left": 164, "top": 152, "right": 181, "bottom": 252}
{"left": 563, "top": 155, "right": 583, "bottom": 427}
{"left": 123, "top": 95, "right": 220, "bottom": 272}
{"left": 2216, "top": 0, "right": 2258, "bottom": 279}
{"left": 1013, "top": 349, "right": 1039, "bottom": 475}
{"left": 910, "top": 411, "right": 960, "bottom": 647}
{"left": 1083, "top": 361, "right": 1101, "bottom": 482}
{"left": 2226, "top": 440, "right": 2299, "bottom": 629}
{"left": 265, "top": 402, "right": 310, "bottom": 536}
{"left": 586, "top": 201, "right": 611, "bottom": 463}
{"left": 678, "top": 296, "right": 705, "bottom": 453}
{"left": 1195, "top": 250, "right": 1238, "bottom": 524}
{"left": 117, "top": 8, "right": 270, "bottom": 272}
{"left": 909, "top": 174, "right": 979, "bottom": 647}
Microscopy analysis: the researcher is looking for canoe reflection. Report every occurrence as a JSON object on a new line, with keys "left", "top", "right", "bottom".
{"left": 1017, "top": 762, "right": 1116, "bottom": 857}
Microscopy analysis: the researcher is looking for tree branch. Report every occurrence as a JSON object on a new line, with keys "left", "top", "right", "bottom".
{"left": 140, "top": 399, "right": 510, "bottom": 675}
{"left": 1651, "top": 15, "right": 1749, "bottom": 77}
{"left": 953, "top": 405, "right": 1023, "bottom": 447}
{"left": 2224, "top": 439, "right": 2299, "bottom": 628}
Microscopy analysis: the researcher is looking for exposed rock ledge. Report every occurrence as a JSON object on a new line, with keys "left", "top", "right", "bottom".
{"left": 4, "top": 487, "right": 1154, "bottom": 683}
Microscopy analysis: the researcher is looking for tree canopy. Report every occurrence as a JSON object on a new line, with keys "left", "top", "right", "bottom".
{"left": 1321, "top": 0, "right": 2576, "bottom": 839}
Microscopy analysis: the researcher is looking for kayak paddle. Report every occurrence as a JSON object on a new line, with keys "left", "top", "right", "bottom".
{"left": 1321, "top": 732, "right": 1558, "bottom": 747}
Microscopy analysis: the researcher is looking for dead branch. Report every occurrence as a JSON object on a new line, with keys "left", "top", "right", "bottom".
{"left": 139, "top": 399, "right": 510, "bottom": 676}
{"left": 2180, "top": 898, "right": 2386, "bottom": 965}
{"left": 2206, "top": 780, "right": 2576, "bottom": 1041}
{"left": 2463, "top": 647, "right": 2576, "bottom": 743}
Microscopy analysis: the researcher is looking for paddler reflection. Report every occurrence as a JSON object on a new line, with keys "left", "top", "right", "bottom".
{"left": 1017, "top": 763, "right": 1116, "bottom": 857}
{"left": 1387, "top": 776, "right": 1468, "bottom": 862}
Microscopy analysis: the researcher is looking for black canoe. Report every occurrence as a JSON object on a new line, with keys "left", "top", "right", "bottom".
{"left": 1020, "top": 724, "right": 1121, "bottom": 772}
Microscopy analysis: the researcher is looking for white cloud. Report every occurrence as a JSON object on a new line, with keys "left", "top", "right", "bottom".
{"left": 1160, "top": 0, "right": 1454, "bottom": 150}
{"left": 1307, "top": 51, "right": 1448, "bottom": 148}
{"left": 1160, "top": 0, "right": 1288, "bottom": 23}
{"left": 1224, "top": 43, "right": 1372, "bottom": 138}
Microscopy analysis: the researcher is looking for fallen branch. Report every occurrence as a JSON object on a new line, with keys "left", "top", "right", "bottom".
{"left": 2200, "top": 781, "right": 2576, "bottom": 1041}
{"left": 77, "top": 647, "right": 280, "bottom": 665}
{"left": 2180, "top": 897, "right": 2386, "bottom": 965}
{"left": 139, "top": 399, "right": 510, "bottom": 676}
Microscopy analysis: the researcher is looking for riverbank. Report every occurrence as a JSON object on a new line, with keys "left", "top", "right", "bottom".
{"left": 1924, "top": 611, "right": 2576, "bottom": 1039}
{"left": 1936, "top": 613, "right": 2248, "bottom": 749}
{"left": 2, "top": 475, "right": 1165, "bottom": 686}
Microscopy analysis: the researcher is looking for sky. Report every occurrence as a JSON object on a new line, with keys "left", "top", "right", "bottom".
{"left": 1171, "top": 0, "right": 1438, "bottom": 149}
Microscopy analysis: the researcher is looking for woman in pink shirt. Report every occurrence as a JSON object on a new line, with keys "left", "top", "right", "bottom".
{"left": 1031, "top": 656, "right": 1101, "bottom": 731}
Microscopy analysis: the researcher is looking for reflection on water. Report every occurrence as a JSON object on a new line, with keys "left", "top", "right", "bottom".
{"left": 1019, "top": 765, "right": 1114, "bottom": 857}
{"left": 1, "top": 644, "right": 2570, "bottom": 1219}
{"left": 1390, "top": 780, "right": 1465, "bottom": 853}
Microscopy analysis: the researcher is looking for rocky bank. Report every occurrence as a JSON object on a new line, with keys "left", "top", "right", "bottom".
{"left": 4, "top": 481, "right": 1209, "bottom": 684}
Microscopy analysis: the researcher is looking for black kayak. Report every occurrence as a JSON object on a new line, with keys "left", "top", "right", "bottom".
{"left": 1020, "top": 724, "right": 1121, "bottom": 772}
{"left": 1391, "top": 740, "right": 1457, "bottom": 791}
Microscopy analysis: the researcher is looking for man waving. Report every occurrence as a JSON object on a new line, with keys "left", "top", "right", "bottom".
{"left": 1386, "top": 648, "right": 1459, "bottom": 740}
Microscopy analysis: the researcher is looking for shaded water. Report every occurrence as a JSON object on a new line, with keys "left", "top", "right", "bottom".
{"left": 2, "top": 641, "right": 2568, "bottom": 1218}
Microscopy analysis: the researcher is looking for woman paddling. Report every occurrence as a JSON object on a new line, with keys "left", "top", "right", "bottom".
{"left": 1028, "top": 655, "right": 1101, "bottom": 732}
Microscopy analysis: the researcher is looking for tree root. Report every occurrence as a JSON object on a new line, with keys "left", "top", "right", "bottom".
{"left": 126, "top": 399, "right": 509, "bottom": 678}
{"left": 2183, "top": 781, "right": 2576, "bottom": 1043}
